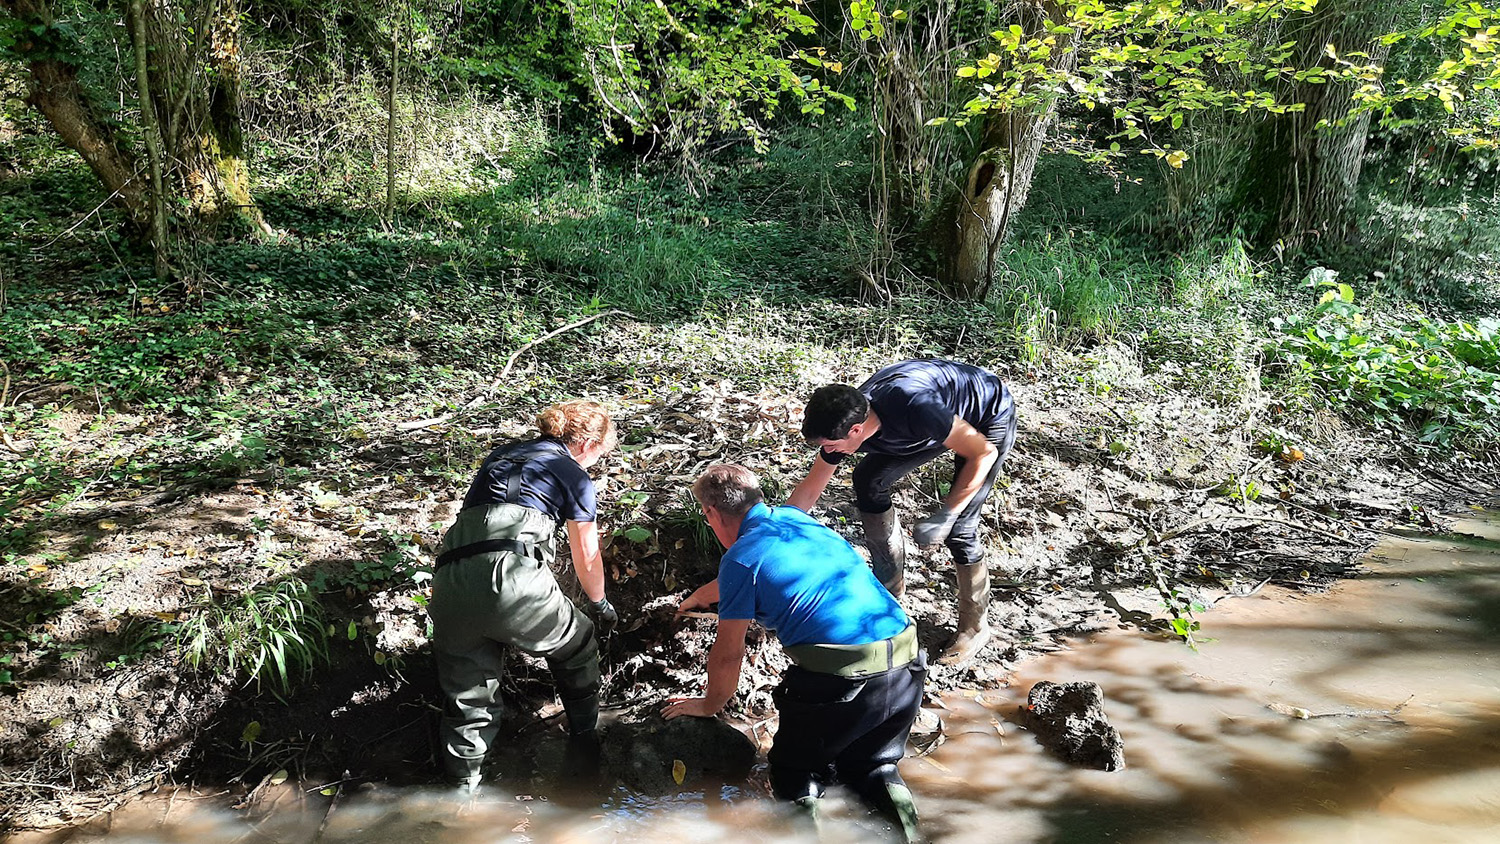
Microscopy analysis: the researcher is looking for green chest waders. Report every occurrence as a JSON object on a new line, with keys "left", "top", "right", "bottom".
{"left": 428, "top": 453, "right": 600, "bottom": 787}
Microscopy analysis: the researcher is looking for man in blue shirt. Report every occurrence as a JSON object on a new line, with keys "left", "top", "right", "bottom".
{"left": 664, "top": 464, "right": 925, "bottom": 839}
{"left": 787, "top": 359, "right": 1017, "bottom": 668}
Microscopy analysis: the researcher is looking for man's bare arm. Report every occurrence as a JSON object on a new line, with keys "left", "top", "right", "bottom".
{"left": 941, "top": 416, "right": 998, "bottom": 513}
{"left": 786, "top": 455, "right": 837, "bottom": 512}
{"left": 661, "top": 618, "right": 752, "bottom": 719}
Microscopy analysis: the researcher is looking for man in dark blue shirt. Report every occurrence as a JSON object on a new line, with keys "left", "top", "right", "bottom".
{"left": 787, "top": 359, "right": 1017, "bottom": 667}
{"left": 665, "top": 464, "right": 925, "bottom": 840}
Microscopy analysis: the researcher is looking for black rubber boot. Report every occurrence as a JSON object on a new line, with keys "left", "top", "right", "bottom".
{"left": 560, "top": 690, "right": 602, "bottom": 778}
{"left": 851, "top": 763, "right": 921, "bottom": 842}
{"left": 561, "top": 689, "right": 599, "bottom": 736}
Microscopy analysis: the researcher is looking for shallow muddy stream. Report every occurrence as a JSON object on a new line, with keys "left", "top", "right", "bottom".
{"left": 16, "top": 510, "right": 1500, "bottom": 843}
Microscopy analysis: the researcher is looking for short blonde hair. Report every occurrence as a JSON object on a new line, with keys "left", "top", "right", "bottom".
{"left": 692, "top": 464, "right": 764, "bottom": 518}
{"left": 536, "top": 401, "right": 617, "bottom": 453}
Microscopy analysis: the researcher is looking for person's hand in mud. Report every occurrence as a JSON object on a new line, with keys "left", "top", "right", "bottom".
{"left": 676, "top": 578, "right": 720, "bottom": 616}
{"left": 662, "top": 618, "right": 749, "bottom": 720}
{"left": 661, "top": 696, "right": 718, "bottom": 720}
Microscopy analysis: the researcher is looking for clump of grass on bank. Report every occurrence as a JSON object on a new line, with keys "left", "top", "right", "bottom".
{"left": 178, "top": 579, "right": 329, "bottom": 697}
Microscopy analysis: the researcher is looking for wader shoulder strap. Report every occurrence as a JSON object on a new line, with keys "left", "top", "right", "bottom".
{"left": 500, "top": 438, "right": 568, "bottom": 505}
{"left": 505, "top": 452, "right": 524, "bottom": 503}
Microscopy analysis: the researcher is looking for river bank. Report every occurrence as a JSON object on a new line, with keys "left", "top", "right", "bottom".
{"left": 2, "top": 307, "right": 1496, "bottom": 834}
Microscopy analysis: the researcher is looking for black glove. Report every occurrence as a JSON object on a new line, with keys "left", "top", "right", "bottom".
{"left": 590, "top": 597, "right": 618, "bottom": 636}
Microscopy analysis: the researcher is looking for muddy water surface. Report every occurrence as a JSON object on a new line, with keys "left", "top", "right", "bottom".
{"left": 910, "top": 509, "right": 1500, "bottom": 843}
{"left": 21, "top": 511, "right": 1500, "bottom": 843}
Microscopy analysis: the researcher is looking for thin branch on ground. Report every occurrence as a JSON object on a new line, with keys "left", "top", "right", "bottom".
{"left": 1157, "top": 513, "right": 1364, "bottom": 546}
{"left": 396, "top": 310, "right": 631, "bottom": 432}
{"left": 493, "top": 309, "right": 631, "bottom": 383}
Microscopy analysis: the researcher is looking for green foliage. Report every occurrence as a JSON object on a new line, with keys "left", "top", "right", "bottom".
{"left": 988, "top": 228, "right": 1156, "bottom": 352}
{"left": 664, "top": 491, "right": 718, "bottom": 559}
{"left": 560, "top": 0, "right": 850, "bottom": 154}
{"left": 103, "top": 615, "right": 177, "bottom": 670}
{"left": 445, "top": 0, "right": 850, "bottom": 162}
{"left": 178, "top": 579, "right": 329, "bottom": 696}
{"left": 933, "top": 0, "right": 1322, "bottom": 163}
{"left": 1337, "top": 120, "right": 1500, "bottom": 300}
{"left": 1272, "top": 271, "right": 1500, "bottom": 447}
{"left": 1332, "top": 1, "right": 1500, "bottom": 150}
{"left": 312, "top": 532, "right": 432, "bottom": 594}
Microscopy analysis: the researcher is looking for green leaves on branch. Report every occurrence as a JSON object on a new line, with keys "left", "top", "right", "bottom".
{"left": 565, "top": 0, "right": 851, "bottom": 155}
{"left": 850, "top": 1, "right": 906, "bottom": 39}
{"left": 1326, "top": 1, "right": 1500, "bottom": 150}
{"left": 939, "top": 0, "right": 1327, "bottom": 166}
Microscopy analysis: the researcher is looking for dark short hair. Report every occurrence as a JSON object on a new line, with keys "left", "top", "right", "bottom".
{"left": 692, "top": 464, "right": 764, "bottom": 518}
{"left": 801, "top": 384, "right": 869, "bottom": 441}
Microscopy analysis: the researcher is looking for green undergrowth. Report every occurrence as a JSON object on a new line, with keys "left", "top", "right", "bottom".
{"left": 1271, "top": 272, "right": 1500, "bottom": 451}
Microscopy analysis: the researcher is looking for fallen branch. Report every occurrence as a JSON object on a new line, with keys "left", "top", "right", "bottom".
{"left": 1, "top": 359, "right": 28, "bottom": 454}
{"left": 396, "top": 310, "right": 631, "bottom": 432}
{"left": 492, "top": 309, "right": 630, "bottom": 385}
{"left": 1157, "top": 513, "right": 1364, "bottom": 546}
{"left": 313, "top": 774, "right": 348, "bottom": 842}
{"left": 0, "top": 780, "right": 70, "bottom": 791}
{"left": 394, "top": 394, "right": 489, "bottom": 432}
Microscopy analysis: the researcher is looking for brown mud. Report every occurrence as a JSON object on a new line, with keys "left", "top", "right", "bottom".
{"left": 2, "top": 320, "right": 1496, "bottom": 833}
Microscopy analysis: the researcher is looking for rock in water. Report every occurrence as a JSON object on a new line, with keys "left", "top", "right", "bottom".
{"left": 600, "top": 714, "right": 756, "bottom": 793}
{"left": 1022, "top": 681, "right": 1125, "bottom": 771}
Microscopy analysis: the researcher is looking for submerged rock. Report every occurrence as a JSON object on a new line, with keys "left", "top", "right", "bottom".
{"left": 1021, "top": 681, "right": 1125, "bottom": 771}
{"left": 600, "top": 714, "right": 757, "bottom": 794}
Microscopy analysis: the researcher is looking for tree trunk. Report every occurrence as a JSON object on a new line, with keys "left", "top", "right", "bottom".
{"left": 945, "top": 0, "right": 1076, "bottom": 299}
{"left": 1243, "top": 0, "right": 1396, "bottom": 250}
{"left": 152, "top": 0, "right": 268, "bottom": 235}
{"left": 385, "top": 8, "right": 400, "bottom": 224}
{"left": 2, "top": 0, "right": 266, "bottom": 242}
{"left": 4, "top": 0, "right": 151, "bottom": 230}
{"left": 128, "top": 0, "right": 172, "bottom": 281}
{"left": 857, "top": 0, "right": 967, "bottom": 299}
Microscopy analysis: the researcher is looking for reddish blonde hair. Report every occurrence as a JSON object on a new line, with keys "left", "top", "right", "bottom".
{"left": 536, "top": 400, "right": 617, "bottom": 453}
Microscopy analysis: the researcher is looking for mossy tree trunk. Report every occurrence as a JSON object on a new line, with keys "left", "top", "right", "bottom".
{"left": 145, "top": 0, "right": 269, "bottom": 237}
{"left": 3, "top": 0, "right": 268, "bottom": 262}
{"left": 1242, "top": 0, "right": 1397, "bottom": 251}
{"left": 5, "top": 0, "right": 153, "bottom": 229}
{"left": 944, "top": 0, "right": 1076, "bottom": 300}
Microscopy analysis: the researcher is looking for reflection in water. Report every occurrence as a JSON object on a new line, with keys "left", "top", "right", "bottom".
{"left": 18, "top": 514, "right": 1500, "bottom": 843}
{"left": 910, "top": 512, "right": 1500, "bottom": 844}
{"left": 22, "top": 783, "right": 904, "bottom": 843}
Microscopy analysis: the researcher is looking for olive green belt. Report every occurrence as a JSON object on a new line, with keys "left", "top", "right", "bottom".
{"left": 784, "top": 624, "right": 918, "bottom": 679}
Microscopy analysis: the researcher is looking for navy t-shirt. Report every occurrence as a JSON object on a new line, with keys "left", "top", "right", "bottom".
{"left": 717, "top": 503, "right": 909, "bottom": 647}
{"left": 821, "top": 359, "right": 1010, "bottom": 465}
{"left": 460, "top": 438, "right": 596, "bottom": 523}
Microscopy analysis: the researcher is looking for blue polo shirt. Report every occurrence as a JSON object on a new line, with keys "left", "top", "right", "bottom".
{"left": 717, "top": 503, "right": 909, "bottom": 647}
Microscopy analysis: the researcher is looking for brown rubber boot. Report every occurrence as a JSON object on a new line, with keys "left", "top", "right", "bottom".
{"left": 939, "top": 562, "right": 992, "bottom": 667}
{"left": 860, "top": 509, "right": 906, "bottom": 600}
